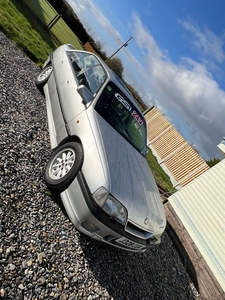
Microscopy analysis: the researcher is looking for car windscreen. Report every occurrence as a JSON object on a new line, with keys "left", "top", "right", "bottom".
{"left": 95, "top": 82, "right": 147, "bottom": 156}
{"left": 67, "top": 51, "right": 106, "bottom": 94}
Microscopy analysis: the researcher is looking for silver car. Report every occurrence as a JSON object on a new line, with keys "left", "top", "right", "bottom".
{"left": 36, "top": 44, "right": 166, "bottom": 252}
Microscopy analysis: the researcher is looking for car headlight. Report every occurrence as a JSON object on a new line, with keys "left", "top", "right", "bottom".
{"left": 93, "top": 187, "right": 128, "bottom": 225}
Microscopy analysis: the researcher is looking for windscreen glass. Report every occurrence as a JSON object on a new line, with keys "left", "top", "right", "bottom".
{"left": 95, "top": 82, "right": 147, "bottom": 155}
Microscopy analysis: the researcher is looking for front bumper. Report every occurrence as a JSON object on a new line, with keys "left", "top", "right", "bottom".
{"left": 60, "top": 172, "right": 161, "bottom": 252}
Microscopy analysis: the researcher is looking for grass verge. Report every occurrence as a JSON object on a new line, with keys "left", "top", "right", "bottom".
{"left": 0, "top": 0, "right": 82, "bottom": 66}
{"left": 146, "top": 148, "right": 175, "bottom": 192}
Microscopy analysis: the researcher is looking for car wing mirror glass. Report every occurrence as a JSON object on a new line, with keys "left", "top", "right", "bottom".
{"left": 77, "top": 85, "right": 94, "bottom": 105}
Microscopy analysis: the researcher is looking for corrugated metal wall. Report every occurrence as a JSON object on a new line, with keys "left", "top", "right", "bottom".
{"left": 168, "top": 159, "right": 225, "bottom": 292}
{"left": 144, "top": 106, "right": 209, "bottom": 187}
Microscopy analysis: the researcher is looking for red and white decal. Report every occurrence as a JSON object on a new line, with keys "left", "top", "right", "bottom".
{"left": 114, "top": 93, "right": 143, "bottom": 125}
{"left": 131, "top": 110, "right": 143, "bottom": 125}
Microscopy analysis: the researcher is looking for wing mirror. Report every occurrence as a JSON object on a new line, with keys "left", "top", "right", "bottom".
{"left": 77, "top": 85, "right": 94, "bottom": 104}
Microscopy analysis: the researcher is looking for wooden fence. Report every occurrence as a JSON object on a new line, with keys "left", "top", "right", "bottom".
{"left": 144, "top": 106, "right": 209, "bottom": 188}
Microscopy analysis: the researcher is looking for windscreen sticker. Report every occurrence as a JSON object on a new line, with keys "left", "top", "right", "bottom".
{"left": 115, "top": 93, "right": 143, "bottom": 125}
{"left": 132, "top": 110, "right": 143, "bottom": 125}
{"left": 115, "top": 93, "right": 132, "bottom": 111}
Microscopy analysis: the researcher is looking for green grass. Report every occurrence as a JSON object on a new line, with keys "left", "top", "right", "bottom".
{"left": 0, "top": 0, "right": 55, "bottom": 65}
{"left": 22, "top": 0, "right": 83, "bottom": 48}
{"left": 0, "top": 0, "right": 82, "bottom": 66}
{"left": 146, "top": 147, "right": 175, "bottom": 192}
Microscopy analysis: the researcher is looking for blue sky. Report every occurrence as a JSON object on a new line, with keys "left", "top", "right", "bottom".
{"left": 67, "top": 0, "right": 225, "bottom": 160}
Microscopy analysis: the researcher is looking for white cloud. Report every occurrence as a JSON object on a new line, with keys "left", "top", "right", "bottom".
{"left": 179, "top": 20, "right": 225, "bottom": 64}
{"left": 130, "top": 13, "right": 225, "bottom": 159}
{"left": 67, "top": 0, "right": 86, "bottom": 15}
{"left": 67, "top": 0, "right": 125, "bottom": 55}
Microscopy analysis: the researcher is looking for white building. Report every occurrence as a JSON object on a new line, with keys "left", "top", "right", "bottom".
{"left": 218, "top": 138, "right": 225, "bottom": 157}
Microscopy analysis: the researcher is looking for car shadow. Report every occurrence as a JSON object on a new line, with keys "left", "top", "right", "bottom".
{"left": 78, "top": 229, "right": 198, "bottom": 299}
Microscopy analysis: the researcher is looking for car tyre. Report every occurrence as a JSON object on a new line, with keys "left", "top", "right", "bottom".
{"left": 35, "top": 65, "right": 53, "bottom": 90}
{"left": 45, "top": 142, "right": 83, "bottom": 193}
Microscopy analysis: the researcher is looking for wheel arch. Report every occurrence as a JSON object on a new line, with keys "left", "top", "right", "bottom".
{"left": 42, "top": 53, "right": 52, "bottom": 69}
{"left": 53, "top": 135, "right": 83, "bottom": 153}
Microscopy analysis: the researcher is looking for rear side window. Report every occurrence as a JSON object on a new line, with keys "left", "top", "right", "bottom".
{"left": 67, "top": 51, "right": 106, "bottom": 94}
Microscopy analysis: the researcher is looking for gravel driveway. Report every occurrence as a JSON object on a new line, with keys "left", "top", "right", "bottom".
{"left": 0, "top": 32, "right": 198, "bottom": 300}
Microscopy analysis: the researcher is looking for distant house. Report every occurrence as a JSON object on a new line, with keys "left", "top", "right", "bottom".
{"left": 144, "top": 106, "right": 209, "bottom": 189}
{"left": 83, "top": 42, "right": 98, "bottom": 55}
{"left": 218, "top": 138, "right": 225, "bottom": 157}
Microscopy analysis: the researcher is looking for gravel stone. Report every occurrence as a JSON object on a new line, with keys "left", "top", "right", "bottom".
{"left": 0, "top": 31, "right": 199, "bottom": 299}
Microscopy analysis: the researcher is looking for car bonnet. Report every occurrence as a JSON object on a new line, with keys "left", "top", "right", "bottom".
{"left": 95, "top": 113, "right": 166, "bottom": 234}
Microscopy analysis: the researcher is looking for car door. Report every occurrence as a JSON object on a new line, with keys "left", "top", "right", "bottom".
{"left": 54, "top": 49, "right": 106, "bottom": 124}
{"left": 53, "top": 50, "right": 86, "bottom": 123}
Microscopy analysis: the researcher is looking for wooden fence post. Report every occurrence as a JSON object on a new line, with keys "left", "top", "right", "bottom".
{"left": 46, "top": 14, "right": 62, "bottom": 29}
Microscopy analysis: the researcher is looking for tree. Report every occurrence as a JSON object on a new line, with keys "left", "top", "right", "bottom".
{"left": 124, "top": 82, "right": 147, "bottom": 111}
{"left": 95, "top": 41, "right": 103, "bottom": 52}
{"left": 106, "top": 57, "right": 124, "bottom": 79}
{"left": 206, "top": 157, "right": 221, "bottom": 167}
{"left": 91, "top": 41, "right": 107, "bottom": 60}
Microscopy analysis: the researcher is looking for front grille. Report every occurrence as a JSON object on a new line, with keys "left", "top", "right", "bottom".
{"left": 125, "top": 221, "right": 152, "bottom": 239}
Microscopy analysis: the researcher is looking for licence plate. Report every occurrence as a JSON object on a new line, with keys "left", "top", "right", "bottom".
{"left": 116, "top": 237, "right": 145, "bottom": 250}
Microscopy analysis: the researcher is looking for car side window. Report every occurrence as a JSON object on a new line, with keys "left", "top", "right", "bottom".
{"left": 67, "top": 51, "right": 106, "bottom": 94}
